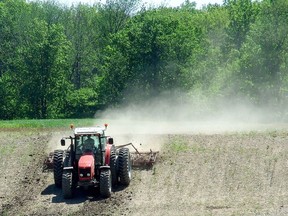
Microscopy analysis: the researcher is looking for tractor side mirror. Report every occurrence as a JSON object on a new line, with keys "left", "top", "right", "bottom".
{"left": 108, "top": 138, "right": 114, "bottom": 144}
{"left": 61, "top": 139, "right": 65, "bottom": 146}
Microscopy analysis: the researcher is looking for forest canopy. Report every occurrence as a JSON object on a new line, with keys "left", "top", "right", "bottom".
{"left": 0, "top": 0, "right": 288, "bottom": 120}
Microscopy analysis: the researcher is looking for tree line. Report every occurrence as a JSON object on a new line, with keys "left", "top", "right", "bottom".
{"left": 0, "top": 0, "right": 288, "bottom": 120}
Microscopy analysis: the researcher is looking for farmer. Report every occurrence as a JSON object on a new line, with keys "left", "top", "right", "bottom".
{"left": 83, "top": 135, "right": 95, "bottom": 152}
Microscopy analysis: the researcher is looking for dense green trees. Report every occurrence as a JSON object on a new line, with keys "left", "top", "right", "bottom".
{"left": 0, "top": 0, "right": 288, "bottom": 119}
{"left": 239, "top": 0, "right": 288, "bottom": 106}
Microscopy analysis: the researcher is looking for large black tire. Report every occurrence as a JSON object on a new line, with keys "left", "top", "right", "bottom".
{"left": 53, "top": 150, "right": 64, "bottom": 188}
{"left": 110, "top": 145, "right": 117, "bottom": 186}
{"left": 117, "top": 148, "right": 131, "bottom": 186}
{"left": 62, "top": 170, "right": 74, "bottom": 199}
{"left": 100, "top": 169, "right": 112, "bottom": 198}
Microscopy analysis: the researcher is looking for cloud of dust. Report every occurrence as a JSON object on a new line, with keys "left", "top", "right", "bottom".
{"left": 46, "top": 131, "right": 74, "bottom": 154}
{"left": 94, "top": 91, "right": 287, "bottom": 151}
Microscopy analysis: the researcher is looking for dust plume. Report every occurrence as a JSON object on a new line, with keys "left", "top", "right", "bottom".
{"left": 46, "top": 130, "right": 74, "bottom": 154}
{"left": 94, "top": 92, "right": 288, "bottom": 150}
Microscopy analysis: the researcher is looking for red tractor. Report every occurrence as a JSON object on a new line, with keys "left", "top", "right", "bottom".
{"left": 53, "top": 124, "right": 131, "bottom": 199}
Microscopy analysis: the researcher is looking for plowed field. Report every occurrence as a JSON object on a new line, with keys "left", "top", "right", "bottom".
{"left": 1, "top": 125, "right": 288, "bottom": 216}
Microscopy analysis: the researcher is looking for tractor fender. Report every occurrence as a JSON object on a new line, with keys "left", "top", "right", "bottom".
{"left": 63, "top": 152, "right": 72, "bottom": 167}
{"left": 104, "top": 145, "right": 112, "bottom": 166}
{"left": 100, "top": 165, "right": 110, "bottom": 170}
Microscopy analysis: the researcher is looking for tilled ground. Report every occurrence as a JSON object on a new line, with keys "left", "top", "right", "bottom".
{"left": 0, "top": 130, "right": 134, "bottom": 216}
{"left": 1, "top": 129, "right": 288, "bottom": 215}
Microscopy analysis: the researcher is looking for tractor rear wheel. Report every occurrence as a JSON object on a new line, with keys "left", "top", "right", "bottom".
{"left": 110, "top": 145, "right": 117, "bottom": 186}
{"left": 53, "top": 150, "right": 64, "bottom": 188}
{"left": 117, "top": 148, "right": 131, "bottom": 186}
{"left": 62, "top": 170, "right": 74, "bottom": 199}
{"left": 100, "top": 169, "right": 112, "bottom": 198}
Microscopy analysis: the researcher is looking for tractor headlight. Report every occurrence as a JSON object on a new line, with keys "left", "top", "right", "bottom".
{"left": 80, "top": 173, "right": 83, "bottom": 177}
{"left": 87, "top": 173, "right": 90, "bottom": 177}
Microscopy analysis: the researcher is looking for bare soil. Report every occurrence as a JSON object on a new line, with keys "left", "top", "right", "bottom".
{"left": 1, "top": 128, "right": 288, "bottom": 215}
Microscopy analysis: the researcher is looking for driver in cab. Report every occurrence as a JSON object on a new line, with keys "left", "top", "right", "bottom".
{"left": 83, "top": 135, "right": 95, "bottom": 153}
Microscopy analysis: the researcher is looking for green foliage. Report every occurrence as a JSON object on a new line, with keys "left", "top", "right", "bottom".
{"left": 97, "top": 45, "right": 128, "bottom": 105}
{"left": 20, "top": 20, "right": 71, "bottom": 118}
{"left": 66, "top": 88, "right": 98, "bottom": 117}
{"left": 104, "top": 7, "right": 207, "bottom": 102}
{"left": 239, "top": 0, "right": 288, "bottom": 107}
{"left": 0, "top": 0, "right": 287, "bottom": 119}
{"left": 225, "top": 0, "right": 259, "bottom": 50}
{"left": 67, "top": 4, "right": 99, "bottom": 89}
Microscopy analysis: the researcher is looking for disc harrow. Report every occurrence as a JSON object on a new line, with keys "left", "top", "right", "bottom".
{"left": 116, "top": 143, "right": 159, "bottom": 168}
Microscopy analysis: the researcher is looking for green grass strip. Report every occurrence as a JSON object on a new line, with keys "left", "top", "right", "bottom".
{"left": 0, "top": 119, "right": 96, "bottom": 129}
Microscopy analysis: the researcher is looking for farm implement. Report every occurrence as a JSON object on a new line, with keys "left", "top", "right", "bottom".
{"left": 44, "top": 124, "right": 158, "bottom": 199}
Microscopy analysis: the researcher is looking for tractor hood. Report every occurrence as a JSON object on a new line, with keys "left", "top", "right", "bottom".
{"left": 78, "top": 154, "right": 95, "bottom": 181}
{"left": 78, "top": 154, "right": 94, "bottom": 168}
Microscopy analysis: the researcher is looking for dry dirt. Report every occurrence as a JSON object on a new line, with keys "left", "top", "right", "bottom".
{"left": 1, "top": 126, "right": 288, "bottom": 215}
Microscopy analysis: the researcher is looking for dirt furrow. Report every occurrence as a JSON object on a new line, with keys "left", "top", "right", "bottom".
{"left": 2, "top": 130, "right": 288, "bottom": 215}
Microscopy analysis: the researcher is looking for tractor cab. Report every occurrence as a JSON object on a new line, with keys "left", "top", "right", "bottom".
{"left": 76, "top": 134, "right": 98, "bottom": 153}
{"left": 73, "top": 127, "right": 107, "bottom": 165}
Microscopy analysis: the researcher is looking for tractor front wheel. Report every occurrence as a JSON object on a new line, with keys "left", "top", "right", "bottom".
{"left": 53, "top": 150, "right": 64, "bottom": 188}
{"left": 62, "top": 170, "right": 74, "bottom": 199}
{"left": 117, "top": 148, "right": 131, "bottom": 186}
{"left": 100, "top": 169, "right": 112, "bottom": 198}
